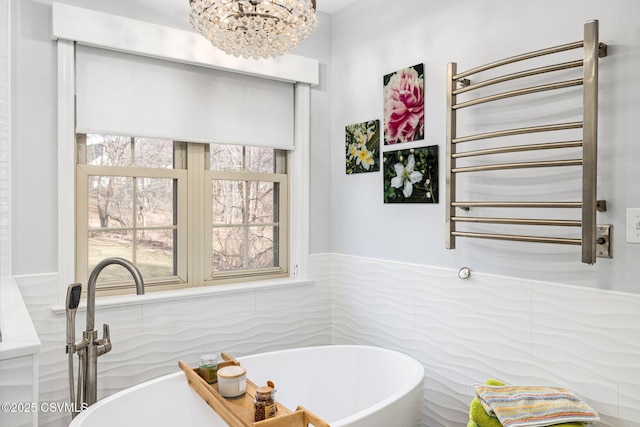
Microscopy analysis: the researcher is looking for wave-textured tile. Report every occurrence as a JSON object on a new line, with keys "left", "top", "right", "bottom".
{"left": 142, "top": 291, "right": 256, "bottom": 330}
{"left": 620, "top": 383, "right": 640, "bottom": 427}
{"left": 11, "top": 254, "right": 640, "bottom": 427}
{"left": 15, "top": 265, "right": 332, "bottom": 427}
{"left": 330, "top": 254, "right": 634, "bottom": 427}
{"left": 533, "top": 283, "right": 640, "bottom": 386}
{"left": 0, "top": 355, "right": 34, "bottom": 427}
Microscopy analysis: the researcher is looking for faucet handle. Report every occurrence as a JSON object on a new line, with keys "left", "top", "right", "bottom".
{"left": 103, "top": 323, "right": 111, "bottom": 351}
{"left": 97, "top": 323, "right": 112, "bottom": 356}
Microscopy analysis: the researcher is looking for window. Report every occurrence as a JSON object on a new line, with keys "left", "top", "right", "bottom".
{"left": 205, "top": 145, "right": 288, "bottom": 284}
{"left": 55, "top": 13, "right": 315, "bottom": 303}
{"left": 76, "top": 134, "right": 288, "bottom": 294}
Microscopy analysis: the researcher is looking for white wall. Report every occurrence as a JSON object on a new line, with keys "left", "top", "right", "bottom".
{"left": 0, "top": 0, "right": 9, "bottom": 310}
{"left": 291, "top": 14, "right": 333, "bottom": 255}
{"left": 329, "top": 0, "right": 640, "bottom": 293}
{"left": 11, "top": 0, "right": 59, "bottom": 275}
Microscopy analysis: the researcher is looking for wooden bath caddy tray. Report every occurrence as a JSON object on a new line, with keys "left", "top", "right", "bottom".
{"left": 179, "top": 352, "right": 329, "bottom": 427}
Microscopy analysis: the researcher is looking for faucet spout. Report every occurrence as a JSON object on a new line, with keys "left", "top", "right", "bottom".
{"left": 86, "top": 257, "right": 145, "bottom": 331}
{"left": 76, "top": 257, "right": 145, "bottom": 409}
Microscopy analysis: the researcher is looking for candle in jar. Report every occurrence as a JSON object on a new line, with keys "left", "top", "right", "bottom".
{"left": 217, "top": 365, "right": 247, "bottom": 398}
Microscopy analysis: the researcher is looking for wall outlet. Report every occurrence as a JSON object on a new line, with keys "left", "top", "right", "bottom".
{"left": 627, "top": 208, "right": 640, "bottom": 243}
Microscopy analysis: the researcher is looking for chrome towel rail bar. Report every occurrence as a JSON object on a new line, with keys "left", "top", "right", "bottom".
{"left": 451, "top": 231, "right": 582, "bottom": 246}
{"left": 452, "top": 41, "right": 586, "bottom": 80}
{"left": 452, "top": 60, "right": 585, "bottom": 95}
{"left": 445, "top": 20, "right": 609, "bottom": 264}
{"left": 453, "top": 78, "right": 584, "bottom": 110}
{"left": 452, "top": 158, "right": 582, "bottom": 174}
{"left": 451, "top": 122, "right": 583, "bottom": 144}
{"left": 451, "top": 201, "right": 608, "bottom": 210}
{"left": 452, "top": 140, "right": 584, "bottom": 159}
{"left": 451, "top": 217, "right": 582, "bottom": 227}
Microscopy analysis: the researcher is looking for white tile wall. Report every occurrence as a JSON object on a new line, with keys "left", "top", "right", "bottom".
{"left": 0, "top": 354, "right": 37, "bottom": 427}
{"left": 15, "top": 253, "right": 640, "bottom": 426}
{"left": 532, "top": 284, "right": 640, "bottom": 385}
{"left": 15, "top": 268, "right": 332, "bottom": 427}
{"left": 330, "top": 253, "right": 640, "bottom": 427}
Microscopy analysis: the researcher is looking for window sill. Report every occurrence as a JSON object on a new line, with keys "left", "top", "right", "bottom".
{"left": 51, "top": 277, "right": 315, "bottom": 315}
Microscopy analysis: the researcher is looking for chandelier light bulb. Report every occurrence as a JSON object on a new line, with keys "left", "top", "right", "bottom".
{"left": 188, "top": 0, "right": 317, "bottom": 60}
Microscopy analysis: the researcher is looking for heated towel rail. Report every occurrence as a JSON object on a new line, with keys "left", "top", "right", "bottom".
{"left": 445, "top": 20, "right": 608, "bottom": 264}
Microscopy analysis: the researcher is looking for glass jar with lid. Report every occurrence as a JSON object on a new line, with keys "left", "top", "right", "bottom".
{"left": 254, "top": 384, "right": 277, "bottom": 421}
{"left": 198, "top": 354, "right": 218, "bottom": 384}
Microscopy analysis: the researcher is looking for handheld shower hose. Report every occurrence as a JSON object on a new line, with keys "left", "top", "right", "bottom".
{"left": 65, "top": 284, "right": 82, "bottom": 417}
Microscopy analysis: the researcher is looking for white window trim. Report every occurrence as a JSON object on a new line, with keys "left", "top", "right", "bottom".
{"left": 55, "top": 4, "right": 316, "bottom": 306}
{"left": 51, "top": 3, "right": 318, "bottom": 85}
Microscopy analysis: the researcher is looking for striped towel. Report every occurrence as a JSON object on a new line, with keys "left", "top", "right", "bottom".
{"left": 473, "top": 384, "right": 599, "bottom": 427}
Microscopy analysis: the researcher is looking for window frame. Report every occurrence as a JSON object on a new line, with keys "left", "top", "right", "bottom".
{"left": 75, "top": 135, "right": 189, "bottom": 294}
{"left": 75, "top": 136, "right": 289, "bottom": 294}
{"left": 55, "top": 10, "right": 315, "bottom": 305}
{"left": 204, "top": 169, "right": 289, "bottom": 285}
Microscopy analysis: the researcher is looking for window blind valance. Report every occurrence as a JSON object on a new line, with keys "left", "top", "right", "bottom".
{"left": 75, "top": 45, "right": 295, "bottom": 150}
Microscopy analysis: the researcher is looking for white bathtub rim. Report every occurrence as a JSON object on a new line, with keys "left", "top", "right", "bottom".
{"left": 70, "top": 371, "right": 187, "bottom": 424}
{"left": 71, "top": 345, "right": 425, "bottom": 426}
{"left": 230, "top": 345, "right": 426, "bottom": 427}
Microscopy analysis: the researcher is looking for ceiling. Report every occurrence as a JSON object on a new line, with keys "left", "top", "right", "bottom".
{"left": 316, "top": 0, "right": 359, "bottom": 14}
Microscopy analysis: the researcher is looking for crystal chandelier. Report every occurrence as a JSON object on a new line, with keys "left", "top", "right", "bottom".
{"left": 188, "top": 0, "right": 317, "bottom": 60}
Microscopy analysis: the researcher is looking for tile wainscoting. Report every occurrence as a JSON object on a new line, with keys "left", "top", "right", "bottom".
{"left": 13, "top": 253, "right": 640, "bottom": 426}
{"left": 329, "top": 253, "right": 640, "bottom": 427}
{"left": 14, "top": 261, "right": 332, "bottom": 427}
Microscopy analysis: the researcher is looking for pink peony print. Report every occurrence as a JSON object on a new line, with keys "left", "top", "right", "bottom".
{"left": 383, "top": 64, "right": 425, "bottom": 144}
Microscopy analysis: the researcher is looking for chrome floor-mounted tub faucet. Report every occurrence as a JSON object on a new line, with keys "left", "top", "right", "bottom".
{"left": 66, "top": 257, "right": 145, "bottom": 417}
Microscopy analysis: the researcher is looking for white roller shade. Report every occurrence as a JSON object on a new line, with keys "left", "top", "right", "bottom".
{"left": 75, "top": 45, "right": 295, "bottom": 150}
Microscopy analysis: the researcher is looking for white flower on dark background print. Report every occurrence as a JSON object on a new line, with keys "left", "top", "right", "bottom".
{"left": 383, "top": 146, "right": 438, "bottom": 204}
{"left": 391, "top": 154, "right": 423, "bottom": 198}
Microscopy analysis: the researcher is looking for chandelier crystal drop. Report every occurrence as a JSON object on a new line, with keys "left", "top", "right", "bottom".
{"left": 188, "top": 0, "right": 317, "bottom": 60}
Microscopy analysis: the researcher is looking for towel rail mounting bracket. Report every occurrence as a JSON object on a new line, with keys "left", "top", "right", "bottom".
{"left": 596, "top": 224, "right": 612, "bottom": 259}
{"left": 597, "top": 200, "right": 607, "bottom": 212}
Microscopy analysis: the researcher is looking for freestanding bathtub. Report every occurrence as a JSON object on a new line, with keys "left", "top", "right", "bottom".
{"left": 69, "top": 345, "right": 425, "bottom": 427}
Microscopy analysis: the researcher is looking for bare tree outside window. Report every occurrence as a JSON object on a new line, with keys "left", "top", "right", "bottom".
{"left": 77, "top": 135, "right": 288, "bottom": 293}
{"left": 209, "top": 145, "right": 281, "bottom": 275}
{"left": 85, "top": 135, "right": 176, "bottom": 282}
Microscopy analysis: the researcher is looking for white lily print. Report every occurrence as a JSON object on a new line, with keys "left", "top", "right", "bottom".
{"left": 390, "top": 154, "right": 423, "bottom": 198}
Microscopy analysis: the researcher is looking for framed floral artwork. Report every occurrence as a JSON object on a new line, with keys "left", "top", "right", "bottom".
{"left": 383, "top": 145, "right": 438, "bottom": 203}
{"left": 345, "top": 119, "right": 380, "bottom": 174}
{"left": 383, "top": 63, "right": 425, "bottom": 145}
